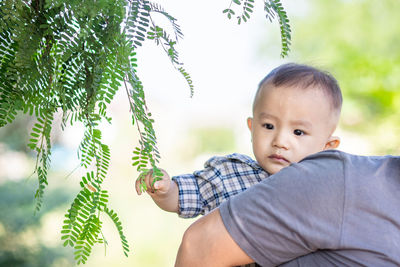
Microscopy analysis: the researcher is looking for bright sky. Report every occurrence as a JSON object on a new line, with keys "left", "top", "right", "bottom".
{"left": 138, "top": 1, "right": 283, "bottom": 114}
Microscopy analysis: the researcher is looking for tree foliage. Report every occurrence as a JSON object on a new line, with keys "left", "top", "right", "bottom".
{"left": 223, "top": 0, "right": 291, "bottom": 57}
{"left": 0, "top": 0, "right": 290, "bottom": 263}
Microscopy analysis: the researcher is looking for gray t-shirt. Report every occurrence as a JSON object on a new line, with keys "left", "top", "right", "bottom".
{"left": 219, "top": 150, "right": 400, "bottom": 266}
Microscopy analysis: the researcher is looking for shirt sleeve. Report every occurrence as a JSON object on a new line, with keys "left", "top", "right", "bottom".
{"left": 219, "top": 150, "right": 346, "bottom": 266}
{"left": 172, "top": 173, "right": 203, "bottom": 218}
{"left": 172, "top": 156, "right": 230, "bottom": 218}
{"left": 172, "top": 154, "right": 267, "bottom": 218}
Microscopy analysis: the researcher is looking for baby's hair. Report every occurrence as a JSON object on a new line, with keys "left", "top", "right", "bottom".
{"left": 255, "top": 63, "right": 343, "bottom": 114}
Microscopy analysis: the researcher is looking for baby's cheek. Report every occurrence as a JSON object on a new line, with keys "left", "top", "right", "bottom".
{"left": 266, "top": 164, "right": 283, "bottom": 175}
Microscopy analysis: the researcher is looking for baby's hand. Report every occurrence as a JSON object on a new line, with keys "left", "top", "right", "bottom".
{"left": 135, "top": 168, "right": 171, "bottom": 195}
{"left": 135, "top": 168, "right": 179, "bottom": 213}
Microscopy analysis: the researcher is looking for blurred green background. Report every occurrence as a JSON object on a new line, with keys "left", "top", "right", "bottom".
{"left": 0, "top": 0, "right": 399, "bottom": 266}
{"left": 287, "top": 0, "right": 400, "bottom": 155}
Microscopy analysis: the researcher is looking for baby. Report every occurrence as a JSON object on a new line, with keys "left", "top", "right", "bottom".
{"left": 135, "top": 62, "right": 342, "bottom": 220}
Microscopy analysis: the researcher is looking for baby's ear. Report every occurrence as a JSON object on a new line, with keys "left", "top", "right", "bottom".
{"left": 247, "top": 117, "right": 253, "bottom": 131}
{"left": 324, "top": 136, "right": 340, "bottom": 150}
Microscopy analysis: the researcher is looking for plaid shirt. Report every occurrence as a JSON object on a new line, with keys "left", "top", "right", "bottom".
{"left": 172, "top": 153, "right": 270, "bottom": 218}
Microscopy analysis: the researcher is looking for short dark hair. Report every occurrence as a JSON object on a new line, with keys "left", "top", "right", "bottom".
{"left": 255, "top": 63, "right": 343, "bottom": 113}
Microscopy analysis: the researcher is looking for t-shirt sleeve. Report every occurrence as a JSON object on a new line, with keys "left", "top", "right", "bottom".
{"left": 219, "top": 150, "right": 346, "bottom": 266}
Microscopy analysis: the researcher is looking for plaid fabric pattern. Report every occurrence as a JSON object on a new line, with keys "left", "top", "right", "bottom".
{"left": 172, "top": 153, "right": 270, "bottom": 218}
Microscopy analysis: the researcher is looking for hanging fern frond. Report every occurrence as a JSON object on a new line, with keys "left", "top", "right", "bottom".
{"left": 124, "top": 0, "right": 151, "bottom": 49}
{"left": 61, "top": 171, "right": 125, "bottom": 265}
{"left": 78, "top": 128, "right": 103, "bottom": 169}
{"left": 149, "top": 3, "right": 183, "bottom": 42}
{"left": 264, "top": 0, "right": 291, "bottom": 57}
{"left": 178, "top": 67, "right": 194, "bottom": 98}
{"left": 124, "top": 68, "right": 163, "bottom": 188}
{"left": 147, "top": 10, "right": 194, "bottom": 97}
{"left": 233, "top": 0, "right": 255, "bottom": 24}
{"left": 104, "top": 207, "right": 130, "bottom": 257}
{"left": 223, "top": 0, "right": 291, "bottom": 58}
{"left": 0, "top": 28, "right": 20, "bottom": 126}
{"left": 29, "top": 111, "right": 54, "bottom": 213}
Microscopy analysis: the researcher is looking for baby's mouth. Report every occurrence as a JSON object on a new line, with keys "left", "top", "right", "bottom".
{"left": 268, "top": 154, "right": 290, "bottom": 163}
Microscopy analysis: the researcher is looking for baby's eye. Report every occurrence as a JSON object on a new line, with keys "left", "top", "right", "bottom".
{"left": 263, "top": 123, "right": 274, "bottom": 130}
{"left": 293, "top": 129, "right": 305, "bottom": 136}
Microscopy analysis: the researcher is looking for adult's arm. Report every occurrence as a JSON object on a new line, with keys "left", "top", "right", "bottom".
{"left": 175, "top": 208, "right": 254, "bottom": 267}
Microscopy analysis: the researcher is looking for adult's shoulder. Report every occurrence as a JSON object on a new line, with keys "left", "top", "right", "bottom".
{"left": 277, "top": 149, "right": 347, "bottom": 184}
{"left": 297, "top": 150, "right": 400, "bottom": 198}
{"left": 302, "top": 149, "right": 400, "bottom": 163}
{"left": 301, "top": 150, "right": 400, "bottom": 177}
{"left": 300, "top": 149, "right": 345, "bottom": 163}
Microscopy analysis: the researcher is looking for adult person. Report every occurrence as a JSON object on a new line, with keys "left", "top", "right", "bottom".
{"left": 175, "top": 150, "right": 400, "bottom": 266}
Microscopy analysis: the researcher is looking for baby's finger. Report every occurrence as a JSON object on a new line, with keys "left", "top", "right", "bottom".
{"left": 144, "top": 171, "right": 155, "bottom": 193}
{"left": 135, "top": 178, "right": 141, "bottom": 195}
{"left": 153, "top": 179, "right": 169, "bottom": 193}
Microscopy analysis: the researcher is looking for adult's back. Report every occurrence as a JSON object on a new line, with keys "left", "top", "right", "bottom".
{"left": 218, "top": 150, "right": 400, "bottom": 266}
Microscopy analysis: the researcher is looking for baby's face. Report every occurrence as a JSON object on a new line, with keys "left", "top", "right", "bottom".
{"left": 248, "top": 84, "right": 339, "bottom": 174}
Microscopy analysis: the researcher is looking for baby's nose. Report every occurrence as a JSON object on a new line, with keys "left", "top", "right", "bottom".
{"left": 272, "top": 132, "right": 289, "bottom": 149}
